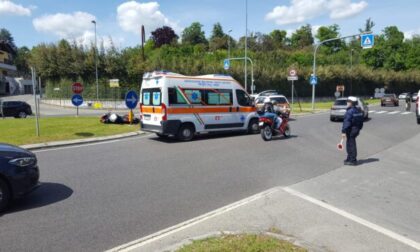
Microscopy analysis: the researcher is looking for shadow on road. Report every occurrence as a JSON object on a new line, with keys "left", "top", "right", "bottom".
{"left": 151, "top": 131, "right": 250, "bottom": 143}
{"left": 3, "top": 182, "right": 73, "bottom": 216}
{"left": 358, "top": 158, "right": 380, "bottom": 165}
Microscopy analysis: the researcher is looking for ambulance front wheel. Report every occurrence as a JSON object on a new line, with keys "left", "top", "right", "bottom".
{"left": 248, "top": 118, "right": 260, "bottom": 134}
{"left": 177, "top": 124, "right": 195, "bottom": 141}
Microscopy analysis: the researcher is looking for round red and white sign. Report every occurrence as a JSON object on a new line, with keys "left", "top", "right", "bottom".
{"left": 289, "top": 69, "right": 297, "bottom": 77}
{"left": 72, "top": 82, "right": 84, "bottom": 94}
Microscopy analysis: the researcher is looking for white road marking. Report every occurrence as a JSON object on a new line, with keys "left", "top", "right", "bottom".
{"left": 388, "top": 111, "right": 400, "bottom": 115}
{"left": 401, "top": 112, "right": 412, "bottom": 115}
{"left": 106, "top": 187, "right": 280, "bottom": 252}
{"left": 32, "top": 134, "right": 150, "bottom": 153}
{"left": 283, "top": 187, "right": 420, "bottom": 251}
{"left": 376, "top": 111, "right": 387, "bottom": 114}
{"left": 369, "top": 110, "right": 376, "bottom": 113}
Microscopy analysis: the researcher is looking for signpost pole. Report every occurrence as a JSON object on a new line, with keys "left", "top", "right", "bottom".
{"left": 31, "top": 67, "right": 40, "bottom": 137}
{"left": 291, "top": 80, "right": 294, "bottom": 112}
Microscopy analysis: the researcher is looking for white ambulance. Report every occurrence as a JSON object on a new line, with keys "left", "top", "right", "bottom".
{"left": 140, "top": 71, "right": 260, "bottom": 141}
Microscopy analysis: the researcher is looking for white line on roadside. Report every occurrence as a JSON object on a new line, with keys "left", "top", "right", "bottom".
{"left": 401, "top": 112, "right": 412, "bottom": 115}
{"left": 376, "top": 111, "right": 388, "bottom": 114}
{"left": 388, "top": 111, "right": 400, "bottom": 115}
{"left": 105, "top": 187, "right": 280, "bottom": 252}
{"left": 283, "top": 187, "right": 420, "bottom": 251}
{"left": 32, "top": 134, "right": 150, "bottom": 153}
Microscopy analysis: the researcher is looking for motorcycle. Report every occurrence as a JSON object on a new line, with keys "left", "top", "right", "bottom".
{"left": 258, "top": 112, "right": 291, "bottom": 141}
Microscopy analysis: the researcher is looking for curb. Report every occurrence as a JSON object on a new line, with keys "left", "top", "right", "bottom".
{"left": 21, "top": 131, "right": 146, "bottom": 151}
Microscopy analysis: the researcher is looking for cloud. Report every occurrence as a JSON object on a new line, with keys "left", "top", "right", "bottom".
{"left": 404, "top": 28, "right": 420, "bottom": 40}
{"left": 117, "top": 1, "right": 181, "bottom": 36}
{"left": 0, "top": 0, "right": 32, "bottom": 16}
{"left": 33, "top": 11, "right": 123, "bottom": 49}
{"left": 33, "top": 11, "right": 96, "bottom": 39}
{"left": 265, "top": 0, "right": 368, "bottom": 25}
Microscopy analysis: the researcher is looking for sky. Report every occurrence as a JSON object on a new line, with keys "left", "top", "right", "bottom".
{"left": 1, "top": 0, "right": 420, "bottom": 49}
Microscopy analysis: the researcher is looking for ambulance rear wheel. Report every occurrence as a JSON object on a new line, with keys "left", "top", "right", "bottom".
{"left": 177, "top": 124, "right": 195, "bottom": 141}
{"left": 248, "top": 119, "right": 260, "bottom": 134}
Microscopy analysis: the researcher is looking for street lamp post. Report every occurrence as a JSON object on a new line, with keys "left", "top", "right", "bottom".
{"left": 312, "top": 32, "right": 370, "bottom": 110}
{"left": 92, "top": 20, "right": 99, "bottom": 101}
{"left": 350, "top": 49, "right": 354, "bottom": 95}
{"left": 228, "top": 29, "right": 232, "bottom": 59}
{"left": 226, "top": 57, "right": 254, "bottom": 94}
{"left": 244, "top": 0, "right": 248, "bottom": 93}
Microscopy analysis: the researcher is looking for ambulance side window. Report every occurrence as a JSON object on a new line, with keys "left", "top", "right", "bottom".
{"left": 184, "top": 89, "right": 203, "bottom": 104}
{"left": 168, "top": 88, "right": 187, "bottom": 105}
{"left": 236, "top": 90, "right": 252, "bottom": 106}
{"left": 206, "top": 89, "right": 232, "bottom": 105}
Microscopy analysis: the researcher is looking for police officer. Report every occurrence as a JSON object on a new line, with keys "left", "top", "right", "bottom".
{"left": 341, "top": 96, "right": 364, "bottom": 166}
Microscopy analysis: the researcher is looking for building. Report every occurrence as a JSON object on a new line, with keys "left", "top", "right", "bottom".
{"left": 0, "top": 40, "right": 18, "bottom": 95}
{"left": 0, "top": 40, "right": 34, "bottom": 95}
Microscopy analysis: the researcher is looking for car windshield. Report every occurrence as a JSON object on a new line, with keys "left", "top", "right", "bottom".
{"left": 271, "top": 97, "right": 287, "bottom": 103}
{"left": 334, "top": 100, "right": 347, "bottom": 106}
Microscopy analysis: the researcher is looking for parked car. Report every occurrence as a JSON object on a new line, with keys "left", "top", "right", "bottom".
{"left": 255, "top": 95, "right": 290, "bottom": 117}
{"left": 0, "top": 101, "right": 32, "bottom": 118}
{"left": 330, "top": 97, "right": 369, "bottom": 121}
{"left": 251, "top": 90, "right": 279, "bottom": 100}
{"left": 0, "top": 143, "right": 40, "bottom": 212}
{"left": 398, "top": 93, "right": 410, "bottom": 100}
{"left": 412, "top": 92, "right": 418, "bottom": 103}
{"left": 416, "top": 90, "right": 420, "bottom": 124}
{"left": 381, "top": 94, "right": 399, "bottom": 107}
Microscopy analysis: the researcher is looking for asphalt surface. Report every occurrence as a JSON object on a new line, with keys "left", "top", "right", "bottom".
{"left": 0, "top": 103, "right": 419, "bottom": 251}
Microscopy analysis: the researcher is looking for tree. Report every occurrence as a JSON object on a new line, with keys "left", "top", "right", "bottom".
{"left": 14, "top": 46, "right": 31, "bottom": 77}
{"left": 210, "top": 22, "right": 225, "bottom": 40}
{"left": 209, "top": 23, "right": 227, "bottom": 51}
{"left": 359, "top": 18, "right": 375, "bottom": 33}
{"left": 269, "top": 30, "right": 287, "bottom": 48}
{"left": 0, "top": 28, "right": 17, "bottom": 53}
{"left": 182, "top": 22, "right": 208, "bottom": 45}
{"left": 291, "top": 24, "right": 314, "bottom": 48}
{"left": 315, "top": 24, "right": 343, "bottom": 52}
{"left": 151, "top": 26, "right": 178, "bottom": 48}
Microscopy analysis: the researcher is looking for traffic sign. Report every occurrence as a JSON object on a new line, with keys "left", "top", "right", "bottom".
{"left": 125, "top": 90, "right": 139, "bottom": 109}
{"left": 361, "top": 34, "right": 374, "bottom": 49}
{"left": 109, "top": 79, "right": 120, "bottom": 88}
{"left": 223, "top": 59, "right": 230, "bottom": 70}
{"left": 72, "top": 82, "right": 83, "bottom": 94}
{"left": 289, "top": 69, "right": 297, "bottom": 77}
{"left": 310, "top": 76, "right": 318, "bottom": 85}
{"left": 71, "top": 94, "right": 83, "bottom": 107}
{"left": 336, "top": 85, "right": 345, "bottom": 92}
{"left": 334, "top": 91, "right": 341, "bottom": 98}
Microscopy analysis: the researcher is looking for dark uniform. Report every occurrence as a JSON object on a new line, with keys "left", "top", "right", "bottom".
{"left": 342, "top": 106, "right": 364, "bottom": 164}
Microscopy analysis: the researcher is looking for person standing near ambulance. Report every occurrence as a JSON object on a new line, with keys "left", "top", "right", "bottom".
{"left": 341, "top": 96, "right": 364, "bottom": 166}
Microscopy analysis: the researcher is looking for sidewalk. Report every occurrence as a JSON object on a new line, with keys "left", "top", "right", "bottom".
{"left": 110, "top": 133, "right": 420, "bottom": 252}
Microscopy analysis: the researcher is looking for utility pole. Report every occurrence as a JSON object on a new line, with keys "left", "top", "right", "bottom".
{"left": 244, "top": 0, "right": 248, "bottom": 93}
{"left": 92, "top": 20, "right": 99, "bottom": 101}
{"left": 350, "top": 49, "right": 354, "bottom": 96}
{"left": 228, "top": 29, "right": 232, "bottom": 59}
{"left": 312, "top": 32, "right": 371, "bottom": 110}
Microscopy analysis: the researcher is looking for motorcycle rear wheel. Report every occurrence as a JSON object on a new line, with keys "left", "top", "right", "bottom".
{"left": 283, "top": 125, "right": 291, "bottom": 138}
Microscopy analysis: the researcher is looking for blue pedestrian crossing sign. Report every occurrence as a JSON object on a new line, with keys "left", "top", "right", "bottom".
{"left": 310, "top": 76, "right": 318, "bottom": 86}
{"left": 223, "top": 59, "right": 230, "bottom": 70}
{"left": 361, "top": 34, "right": 374, "bottom": 49}
{"left": 125, "top": 90, "right": 139, "bottom": 109}
{"left": 71, "top": 94, "right": 83, "bottom": 107}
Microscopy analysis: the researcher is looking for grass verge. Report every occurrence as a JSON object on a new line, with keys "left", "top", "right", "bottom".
{"left": 291, "top": 99, "right": 381, "bottom": 115}
{"left": 0, "top": 116, "right": 139, "bottom": 146}
{"left": 176, "top": 234, "right": 306, "bottom": 252}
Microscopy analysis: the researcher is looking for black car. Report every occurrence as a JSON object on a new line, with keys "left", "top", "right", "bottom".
{"left": 0, "top": 143, "right": 40, "bottom": 211}
{"left": 0, "top": 101, "right": 32, "bottom": 118}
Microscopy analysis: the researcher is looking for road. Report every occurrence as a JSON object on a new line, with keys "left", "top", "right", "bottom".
{"left": 0, "top": 104, "right": 419, "bottom": 251}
